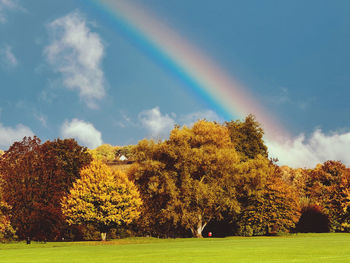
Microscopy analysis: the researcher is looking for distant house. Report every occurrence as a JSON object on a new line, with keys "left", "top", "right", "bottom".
{"left": 119, "top": 155, "right": 127, "bottom": 161}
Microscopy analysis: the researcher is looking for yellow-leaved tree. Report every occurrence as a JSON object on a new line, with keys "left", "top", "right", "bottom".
{"left": 130, "top": 120, "right": 241, "bottom": 238}
{"left": 89, "top": 144, "right": 118, "bottom": 162}
{"left": 61, "top": 160, "right": 142, "bottom": 241}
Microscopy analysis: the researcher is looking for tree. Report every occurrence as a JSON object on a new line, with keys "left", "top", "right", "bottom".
{"left": 115, "top": 145, "right": 135, "bottom": 160}
{"left": 130, "top": 120, "right": 241, "bottom": 238}
{"left": 306, "top": 161, "right": 350, "bottom": 231}
{"left": 0, "top": 150, "right": 4, "bottom": 156}
{"left": 89, "top": 144, "right": 118, "bottom": 162}
{"left": 225, "top": 114, "right": 268, "bottom": 161}
{"left": 0, "top": 190, "right": 16, "bottom": 241}
{"left": 61, "top": 160, "right": 142, "bottom": 241}
{"left": 236, "top": 158, "right": 300, "bottom": 236}
{"left": 0, "top": 137, "right": 92, "bottom": 240}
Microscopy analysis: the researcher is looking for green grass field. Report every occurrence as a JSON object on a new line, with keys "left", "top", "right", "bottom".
{"left": 1, "top": 233, "right": 350, "bottom": 263}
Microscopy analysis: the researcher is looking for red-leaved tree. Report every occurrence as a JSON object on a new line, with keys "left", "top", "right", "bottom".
{"left": 0, "top": 137, "right": 92, "bottom": 240}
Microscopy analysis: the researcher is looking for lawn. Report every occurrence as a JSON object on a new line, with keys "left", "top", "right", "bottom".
{"left": 1, "top": 233, "right": 350, "bottom": 263}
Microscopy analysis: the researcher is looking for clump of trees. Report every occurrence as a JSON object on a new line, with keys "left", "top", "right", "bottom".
{"left": 1, "top": 116, "right": 350, "bottom": 241}
{"left": 89, "top": 144, "right": 135, "bottom": 163}
{"left": 0, "top": 137, "right": 92, "bottom": 240}
{"left": 89, "top": 144, "right": 118, "bottom": 163}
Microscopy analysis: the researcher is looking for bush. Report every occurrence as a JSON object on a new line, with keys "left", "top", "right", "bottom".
{"left": 296, "top": 205, "right": 330, "bottom": 233}
{"left": 237, "top": 225, "right": 254, "bottom": 237}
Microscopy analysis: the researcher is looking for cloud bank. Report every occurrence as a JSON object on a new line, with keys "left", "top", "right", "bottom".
{"left": 267, "top": 129, "right": 350, "bottom": 168}
{"left": 61, "top": 119, "right": 102, "bottom": 149}
{"left": 45, "top": 12, "right": 105, "bottom": 108}
{"left": 0, "top": 122, "right": 34, "bottom": 149}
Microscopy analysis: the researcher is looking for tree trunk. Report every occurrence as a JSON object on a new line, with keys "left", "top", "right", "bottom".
{"left": 101, "top": 232, "right": 107, "bottom": 241}
{"left": 190, "top": 215, "right": 207, "bottom": 238}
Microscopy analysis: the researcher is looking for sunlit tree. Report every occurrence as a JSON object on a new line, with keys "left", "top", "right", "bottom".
{"left": 62, "top": 160, "right": 142, "bottom": 241}
{"left": 89, "top": 144, "right": 118, "bottom": 162}
{"left": 131, "top": 120, "right": 241, "bottom": 238}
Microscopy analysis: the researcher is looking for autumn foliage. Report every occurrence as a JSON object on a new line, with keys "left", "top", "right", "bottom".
{"left": 1, "top": 117, "right": 350, "bottom": 241}
{"left": 130, "top": 121, "right": 241, "bottom": 237}
{"left": 0, "top": 137, "right": 91, "bottom": 240}
{"left": 61, "top": 160, "right": 142, "bottom": 241}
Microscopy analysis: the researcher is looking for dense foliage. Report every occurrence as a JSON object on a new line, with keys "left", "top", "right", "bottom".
{"left": 225, "top": 114, "right": 268, "bottom": 161}
{"left": 0, "top": 116, "right": 350, "bottom": 241}
{"left": 89, "top": 144, "right": 118, "bottom": 162}
{"left": 0, "top": 137, "right": 91, "bottom": 240}
{"left": 237, "top": 158, "right": 300, "bottom": 236}
{"left": 305, "top": 161, "right": 350, "bottom": 231}
{"left": 61, "top": 160, "right": 142, "bottom": 241}
{"left": 130, "top": 121, "right": 241, "bottom": 237}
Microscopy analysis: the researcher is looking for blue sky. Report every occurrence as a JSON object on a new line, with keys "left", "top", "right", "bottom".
{"left": 0, "top": 0, "right": 350, "bottom": 167}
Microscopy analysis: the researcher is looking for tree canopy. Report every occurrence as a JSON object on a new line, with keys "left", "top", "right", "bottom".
{"left": 237, "top": 158, "right": 300, "bottom": 236}
{"left": 225, "top": 114, "right": 268, "bottom": 161}
{"left": 130, "top": 120, "right": 241, "bottom": 237}
{"left": 61, "top": 160, "right": 142, "bottom": 241}
{"left": 89, "top": 144, "right": 118, "bottom": 162}
{"left": 0, "top": 137, "right": 92, "bottom": 240}
{"left": 305, "top": 161, "right": 350, "bottom": 231}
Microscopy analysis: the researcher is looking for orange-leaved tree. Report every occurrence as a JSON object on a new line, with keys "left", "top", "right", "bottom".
{"left": 61, "top": 160, "right": 142, "bottom": 241}
{"left": 306, "top": 161, "right": 350, "bottom": 231}
{"left": 237, "top": 158, "right": 300, "bottom": 236}
{"left": 0, "top": 190, "right": 16, "bottom": 241}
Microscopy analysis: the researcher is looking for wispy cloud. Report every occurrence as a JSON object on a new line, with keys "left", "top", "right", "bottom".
{"left": 33, "top": 112, "right": 47, "bottom": 127}
{"left": 0, "top": 122, "right": 34, "bottom": 150}
{"left": 138, "top": 107, "right": 222, "bottom": 140}
{"left": 179, "top": 110, "right": 222, "bottom": 126}
{"left": 267, "top": 129, "right": 350, "bottom": 168}
{"left": 45, "top": 11, "right": 106, "bottom": 108}
{"left": 0, "top": 44, "right": 18, "bottom": 68}
{"left": 61, "top": 118, "right": 103, "bottom": 149}
{"left": 0, "top": 0, "right": 22, "bottom": 23}
{"left": 266, "top": 87, "right": 314, "bottom": 110}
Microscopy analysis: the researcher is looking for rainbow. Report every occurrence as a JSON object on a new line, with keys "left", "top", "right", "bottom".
{"left": 90, "top": 0, "right": 288, "bottom": 140}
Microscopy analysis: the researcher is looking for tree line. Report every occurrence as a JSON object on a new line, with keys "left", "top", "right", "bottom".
{"left": 0, "top": 115, "right": 350, "bottom": 241}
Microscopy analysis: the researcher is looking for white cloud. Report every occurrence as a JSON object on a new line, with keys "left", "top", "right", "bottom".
{"left": 0, "top": 122, "right": 34, "bottom": 149}
{"left": 61, "top": 119, "right": 102, "bottom": 149}
{"left": 0, "top": 0, "right": 22, "bottom": 23}
{"left": 0, "top": 44, "right": 18, "bottom": 68}
{"left": 139, "top": 107, "right": 176, "bottom": 139}
{"left": 267, "top": 129, "right": 350, "bottom": 168}
{"left": 45, "top": 12, "right": 105, "bottom": 108}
